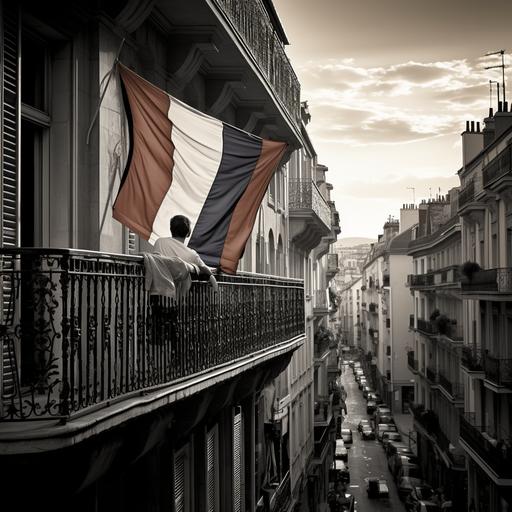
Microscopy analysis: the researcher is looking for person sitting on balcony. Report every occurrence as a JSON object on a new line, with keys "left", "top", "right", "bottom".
{"left": 154, "top": 215, "right": 218, "bottom": 292}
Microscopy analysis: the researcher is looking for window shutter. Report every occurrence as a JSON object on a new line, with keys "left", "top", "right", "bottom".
{"left": 206, "top": 427, "right": 217, "bottom": 512}
{"left": 233, "top": 407, "right": 243, "bottom": 512}
{"left": 173, "top": 450, "right": 186, "bottom": 512}
{"left": 1, "top": 1, "right": 19, "bottom": 399}
{"left": 127, "top": 229, "right": 137, "bottom": 255}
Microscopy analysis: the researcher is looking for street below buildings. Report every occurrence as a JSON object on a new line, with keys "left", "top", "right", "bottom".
{"left": 340, "top": 366, "right": 406, "bottom": 512}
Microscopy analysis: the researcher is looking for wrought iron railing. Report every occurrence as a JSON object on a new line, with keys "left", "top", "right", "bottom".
{"left": 407, "top": 350, "right": 418, "bottom": 371}
{"left": 482, "top": 145, "right": 512, "bottom": 188}
{"left": 314, "top": 290, "right": 328, "bottom": 311}
{"left": 438, "top": 371, "right": 463, "bottom": 399}
{"left": 0, "top": 248, "right": 304, "bottom": 420}
{"left": 461, "top": 346, "right": 484, "bottom": 371}
{"left": 368, "top": 302, "right": 377, "bottom": 313}
{"left": 417, "top": 318, "right": 436, "bottom": 336}
{"left": 462, "top": 267, "right": 512, "bottom": 293}
{"left": 327, "top": 253, "right": 339, "bottom": 274}
{"left": 289, "top": 179, "right": 332, "bottom": 230}
{"left": 426, "top": 366, "right": 438, "bottom": 383}
{"left": 409, "top": 314, "right": 414, "bottom": 329}
{"left": 483, "top": 354, "right": 512, "bottom": 388}
{"left": 213, "top": 0, "right": 301, "bottom": 128}
{"left": 460, "top": 413, "right": 512, "bottom": 478}
{"left": 458, "top": 179, "right": 475, "bottom": 209}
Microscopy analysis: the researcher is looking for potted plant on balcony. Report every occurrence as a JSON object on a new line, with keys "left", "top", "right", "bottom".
{"left": 429, "top": 309, "right": 440, "bottom": 322}
{"left": 461, "top": 261, "right": 481, "bottom": 281}
{"left": 436, "top": 314, "right": 451, "bottom": 336}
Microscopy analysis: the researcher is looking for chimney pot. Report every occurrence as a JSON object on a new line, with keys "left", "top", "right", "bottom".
{"left": 466, "top": 120, "right": 470, "bottom": 132}
{"left": 505, "top": 101, "right": 509, "bottom": 112}
{"left": 477, "top": 122, "right": 481, "bottom": 132}
{"left": 470, "top": 121, "right": 475, "bottom": 132}
{"left": 498, "top": 101, "right": 503, "bottom": 112}
{"left": 489, "top": 107, "right": 494, "bottom": 117}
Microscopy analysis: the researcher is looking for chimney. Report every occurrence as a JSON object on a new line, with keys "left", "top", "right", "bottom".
{"left": 494, "top": 104, "right": 512, "bottom": 139}
{"left": 400, "top": 204, "right": 419, "bottom": 233}
{"left": 483, "top": 111, "right": 496, "bottom": 147}
{"left": 461, "top": 120, "right": 484, "bottom": 169}
{"left": 383, "top": 218, "right": 399, "bottom": 240}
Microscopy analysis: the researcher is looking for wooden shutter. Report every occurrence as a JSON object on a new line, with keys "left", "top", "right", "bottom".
{"left": 1, "top": 1, "right": 19, "bottom": 398}
{"left": 173, "top": 449, "right": 186, "bottom": 512}
{"left": 233, "top": 407, "right": 244, "bottom": 512}
{"left": 206, "top": 426, "right": 218, "bottom": 512}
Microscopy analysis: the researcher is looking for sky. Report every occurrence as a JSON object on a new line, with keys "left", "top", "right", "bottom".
{"left": 273, "top": 0, "right": 512, "bottom": 238}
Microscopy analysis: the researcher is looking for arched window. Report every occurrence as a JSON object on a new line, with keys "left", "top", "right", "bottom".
{"left": 268, "top": 230, "right": 275, "bottom": 275}
{"left": 277, "top": 235, "right": 284, "bottom": 276}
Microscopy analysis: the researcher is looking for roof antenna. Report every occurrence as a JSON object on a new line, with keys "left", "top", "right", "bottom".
{"left": 485, "top": 49, "right": 507, "bottom": 105}
{"left": 489, "top": 80, "right": 500, "bottom": 109}
{"left": 406, "top": 186, "right": 415, "bottom": 204}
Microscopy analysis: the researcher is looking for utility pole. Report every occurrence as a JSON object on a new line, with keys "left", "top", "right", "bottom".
{"left": 485, "top": 50, "right": 507, "bottom": 105}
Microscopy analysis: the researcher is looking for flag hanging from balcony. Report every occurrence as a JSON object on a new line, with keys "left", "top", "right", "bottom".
{"left": 113, "top": 63, "right": 287, "bottom": 274}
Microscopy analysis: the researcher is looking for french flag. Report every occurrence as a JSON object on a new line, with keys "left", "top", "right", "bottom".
{"left": 113, "top": 64, "right": 287, "bottom": 274}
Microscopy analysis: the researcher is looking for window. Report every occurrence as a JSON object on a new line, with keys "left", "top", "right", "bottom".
{"left": 173, "top": 444, "right": 191, "bottom": 512}
{"left": 207, "top": 426, "right": 219, "bottom": 512}
{"left": 233, "top": 408, "right": 244, "bottom": 512}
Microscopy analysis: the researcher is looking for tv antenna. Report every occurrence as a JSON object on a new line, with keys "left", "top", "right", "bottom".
{"left": 489, "top": 80, "right": 500, "bottom": 108}
{"left": 406, "top": 186, "right": 415, "bottom": 204}
{"left": 485, "top": 50, "right": 506, "bottom": 104}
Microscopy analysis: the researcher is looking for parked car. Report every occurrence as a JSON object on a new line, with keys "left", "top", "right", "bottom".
{"left": 336, "top": 416, "right": 343, "bottom": 439}
{"left": 362, "top": 386, "right": 372, "bottom": 399}
{"left": 377, "top": 414, "right": 394, "bottom": 425}
{"left": 358, "top": 378, "right": 367, "bottom": 390}
{"left": 396, "top": 476, "right": 423, "bottom": 501}
{"left": 386, "top": 441, "right": 414, "bottom": 459}
{"left": 374, "top": 406, "right": 391, "bottom": 423}
{"left": 361, "top": 425, "right": 376, "bottom": 440}
{"left": 331, "top": 460, "right": 350, "bottom": 483}
{"left": 348, "top": 360, "right": 355, "bottom": 368}
{"left": 328, "top": 491, "right": 355, "bottom": 512}
{"left": 405, "top": 484, "right": 435, "bottom": 511}
{"left": 341, "top": 428, "right": 353, "bottom": 446}
{"left": 377, "top": 423, "right": 397, "bottom": 441}
{"left": 367, "top": 391, "right": 381, "bottom": 402}
{"left": 382, "top": 432, "right": 402, "bottom": 450}
{"left": 367, "top": 400, "right": 377, "bottom": 415}
{"left": 335, "top": 439, "right": 348, "bottom": 462}
{"left": 365, "top": 477, "right": 389, "bottom": 498}
{"left": 389, "top": 453, "right": 418, "bottom": 478}
{"left": 413, "top": 501, "right": 441, "bottom": 512}
{"left": 395, "top": 461, "right": 421, "bottom": 482}
{"left": 358, "top": 419, "right": 371, "bottom": 433}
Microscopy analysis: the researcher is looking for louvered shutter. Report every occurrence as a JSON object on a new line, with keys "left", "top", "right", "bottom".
{"left": 233, "top": 407, "right": 243, "bottom": 512}
{"left": 1, "top": 1, "right": 19, "bottom": 399}
{"left": 206, "top": 427, "right": 217, "bottom": 512}
{"left": 173, "top": 450, "right": 186, "bottom": 512}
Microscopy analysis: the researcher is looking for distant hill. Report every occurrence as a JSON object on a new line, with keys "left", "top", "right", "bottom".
{"left": 336, "top": 237, "right": 375, "bottom": 248}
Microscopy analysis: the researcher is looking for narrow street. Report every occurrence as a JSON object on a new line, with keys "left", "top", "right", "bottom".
{"left": 340, "top": 366, "right": 406, "bottom": 512}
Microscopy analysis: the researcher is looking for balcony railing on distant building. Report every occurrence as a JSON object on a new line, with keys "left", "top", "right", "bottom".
{"left": 482, "top": 145, "right": 512, "bottom": 189}
{"left": 438, "top": 371, "right": 463, "bottom": 399}
{"left": 407, "top": 266, "right": 460, "bottom": 289}
{"left": 426, "top": 366, "right": 438, "bottom": 384}
{"left": 327, "top": 253, "right": 339, "bottom": 276}
{"left": 483, "top": 354, "right": 512, "bottom": 389}
{"left": 368, "top": 302, "right": 377, "bottom": 313}
{"left": 461, "top": 267, "right": 512, "bottom": 294}
{"left": 460, "top": 413, "right": 512, "bottom": 479}
{"left": 288, "top": 179, "right": 331, "bottom": 229}
{"left": 416, "top": 318, "right": 436, "bottom": 336}
{"left": 0, "top": 248, "right": 305, "bottom": 420}
{"left": 461, "top": 346, "right": 484, "bottom": 372}
{"left": 313, "top": 290, "right": 329, "bottom": 314}
{"left": 407, "top": 351, "right": 418, "bottom": 372}
{"left": 458, "top": 180, "right": 475, "bottom": 209}
{"left": 214, "top": 0, "right": 301, "bottom": 128}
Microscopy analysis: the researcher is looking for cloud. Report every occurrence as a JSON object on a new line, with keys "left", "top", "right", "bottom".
{"left": 298, "top": 56, "right": 493, "bottom": 145}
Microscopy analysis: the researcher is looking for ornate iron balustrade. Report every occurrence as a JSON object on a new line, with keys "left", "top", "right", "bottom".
{"left": 407, "top": 350, "right": 418, "bottom": 371}
{"left": 417, "top": 318, "right": 436, "bottom": 336}
{"left": 460, "top": 413, "right": 512, "bottom": 478}
{"left": 461, "top": 346, "right": 484, "bottom": 371}
{"left": 483, "top": 145, "right": 512, "bottom": 188}
{"left": 314, "top": 289, "right": 328, "bottom": 310}
{"left": 327, "top": 253, "right": 339, "bottom": 274}
{"left": 270, "top": 470, "right": 291, "bottom": 512}
{"left": 438, "top": 371, "right": 463, "bottom": 398}
{"left": 462, "top": 267, "right": 512, "bottom": 293}
{"left": 213, "top": 0, "right": 301, "bottom": 128}
{"left": 483, "top": 354, "right": 512, "bottom": 388}
{"left": 288, "top": 179, "right": 332, "bottom": 230}
{"left": 0, "top": 248, "right": 304, "bottom": 420}
{"left": 458, "top": 180, "right": 475, "bottom": 209}
{"left": 426, "top": 366, "right": 438, "bottom": 383}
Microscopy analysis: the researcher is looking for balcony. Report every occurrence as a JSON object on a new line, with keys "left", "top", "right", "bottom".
{"left": 482, "top": 145, "right": 512, "bottom": 191}
{"left": 368, "top": 302, "right": 378, "bottom": 314}
{"left": 407, "top": 266, "right": 460, "bottom": 289}
{"left": 460, "top": 413, "right": 512, "bottom": 480}
{"left": 461, "top": 346, "right": 484, "bottom": 373}
{"left": 0, "top": 249, "right": 305, "bottom": 422}
{"left": 326, "top": 253, "right": 339, "bottom": 278}
{"left": 426, "top": 366, "right": 438, "bottom": 384}
{"left": 438, "top": 371, "right": 463, "bottom": 400}
{"left": 409, "top": 314, "right": 414, "bottom": 329}
{"left": 461, "top": 267, "right": 512, "bottom": 295}
{"left": 313, "top": 290, "right": 329, "bottom": 317}
{"left": 483, "top": 354, "right": 512, "bottom": 390}
{"left": 213, "top": 0, "right": 301, "bottom": 130}
{"left": 407, "top": 351, "right": 418, "bottom": 373}
{"left": 416, "top": 318, "right": 436, "bottom": 336}
{"left": 289, "top": 180, "right": 332, "bottom": 251}
{"left": 458, "top": 180, "right": 475, "bottom": 210}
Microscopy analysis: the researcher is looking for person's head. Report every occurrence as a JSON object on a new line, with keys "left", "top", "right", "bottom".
{"left": 170, "top": 215, "right": 191, "bottom": 239}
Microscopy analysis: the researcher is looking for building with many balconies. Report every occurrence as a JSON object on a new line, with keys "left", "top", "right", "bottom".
{"left": 407, "top": 193, "right": 466, "bottom": 507}
{"left": 0, "top": 2, "right": 340, "bottom": 511}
